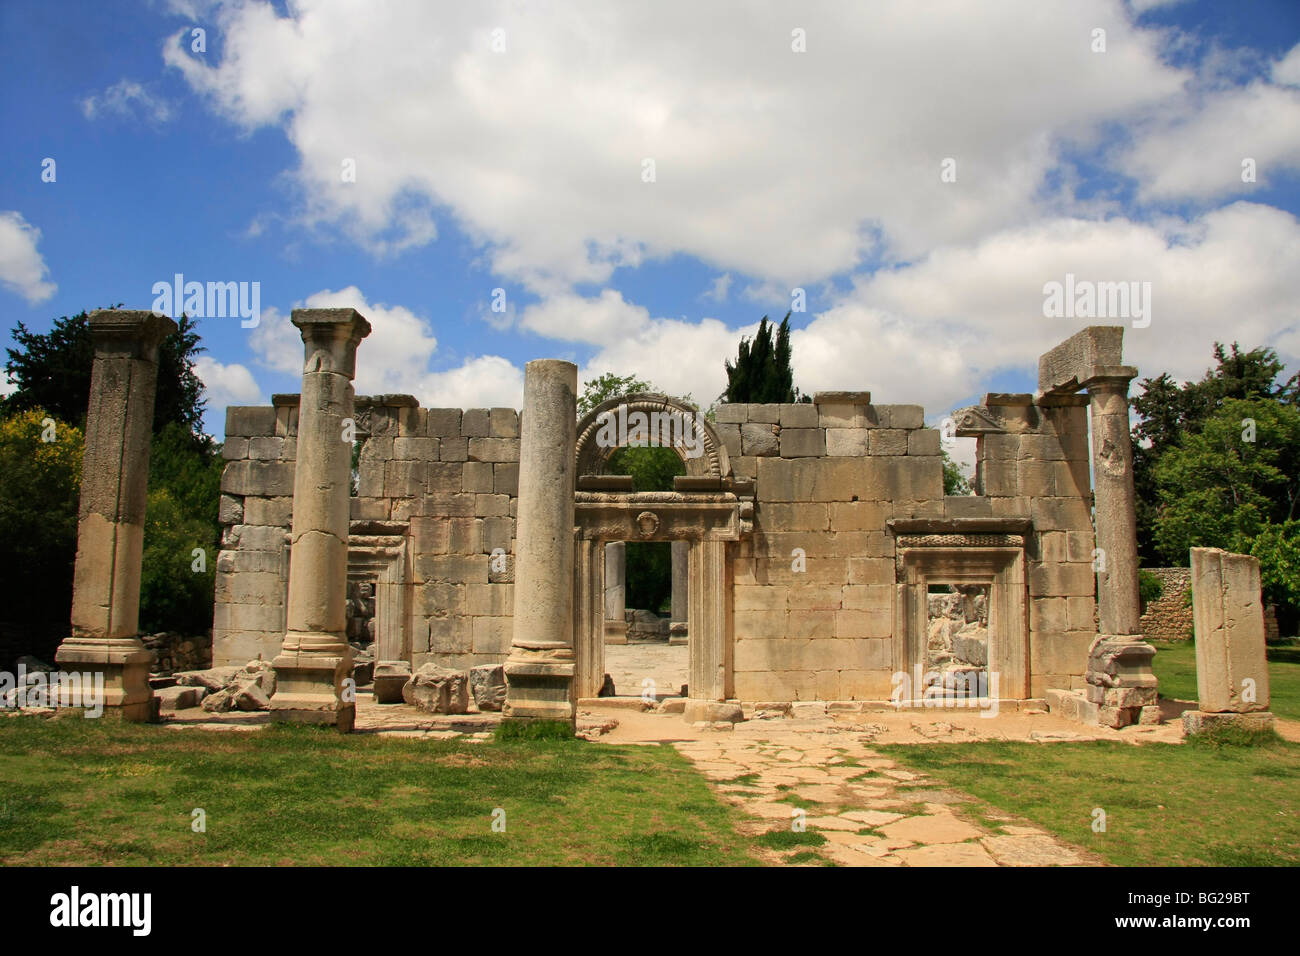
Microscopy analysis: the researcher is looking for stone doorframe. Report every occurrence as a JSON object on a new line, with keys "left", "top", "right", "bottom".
{"left": 347, "top": 528, "right": 412, "bottom": 669}
{"left": 573, "top": 493, "right": 742, "bottom": 701}
{"left": 892, "top": 531, "right": 1030, "bottom": 700}
{"left": 279, "top": 524, "right": 412, "bottom": 673}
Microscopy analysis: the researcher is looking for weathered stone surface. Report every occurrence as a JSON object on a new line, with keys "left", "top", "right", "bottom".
{"left": 684, "top": 700, "right": 744, "bottom": 723}
{"left": 1181, "top": 710, "right": 1275, "bottom": 735}
{"left": 155, "top": 685, "right": 205, "bottom": 710}
{"left": 402, "top": 664, "right": 470, "bottom": 714}
{"left": 1190, "top": 548, "right": 1270, "bottom": 713}
{"left": 469, "top": 664, "right": 507, "bottom": 711}
{"left": 1038, "top": 325, "right": 1125, "bottom": 394}
{"left": 780, "top": 428, "right": 825, "bottom": 458}
{"left": 741, "top": 422, "right": 779, "bottom": 456}
{"left": 505, "top": 360, "right": 578, "bottom": 722}
{"left": 232, "top": 679, "right": 271, "bottom": 711}
{"left": 175, "top": 665, "right": 242, "bottom": 691}
{"left": 201, "top": 688, "right": 236, "bottom": 712}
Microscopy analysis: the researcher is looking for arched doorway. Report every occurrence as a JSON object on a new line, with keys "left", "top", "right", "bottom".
{"left": 571, "top": 394, "right": 751, "bottom": 705}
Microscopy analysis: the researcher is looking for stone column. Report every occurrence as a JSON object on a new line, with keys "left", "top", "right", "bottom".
{"left": 1087, "top": 373, "right": 1141, "bottom": 636}
{"left": 270, "top": 308, "right": 370, "bottom": 732}
{"left": 56, "top": 309, "right": 177, "bottom": 721}
{"left": 1082, "top": 370, "right": 1156, "bottom": 728}
{"left": 603, "top": 541, "right": 628, "bottom": 644}
{"left": 503, "top": 360, "right": 578, "bottom": 723}
{"left": 670, "top": 539, "right": 689, "bottom": 644}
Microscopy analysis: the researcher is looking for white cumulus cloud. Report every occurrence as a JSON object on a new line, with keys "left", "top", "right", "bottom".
{"left": 0, "top": 211, "right": 56, "bottom": 304}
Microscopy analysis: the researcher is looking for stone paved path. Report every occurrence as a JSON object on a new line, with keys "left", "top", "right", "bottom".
{"left": 673, "top": 729, "right": 1098, "bottom": 866}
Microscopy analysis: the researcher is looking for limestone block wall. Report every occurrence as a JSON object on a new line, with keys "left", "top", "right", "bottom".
{"left": 213, "top": 386, "right": 1102, "bottom": 704}
{"left": 213, "top": 399, "right": 297, "bottom": 664}
{"left": 717, "top": 394, "right": 945, "bottom": 702}
{"left": 1138, "top": 567, "right": 1193, "bottom": 641}
{"left": 971, "top": 395, "right": 1097, "bottom": 696}
{"left": 213, "top": 395, "right": 521, "bottom": 669}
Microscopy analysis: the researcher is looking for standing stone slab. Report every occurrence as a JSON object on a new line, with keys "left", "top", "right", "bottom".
{"left": 503, "top": 360, "right": 578, "bottom": 723}
{"left": 270, "top": 308, "right": 370, "bottom": 732}
{"left": 603, "top": 541, "right": 627, "bottom": 643}
{"left": 670, "top": 539, "right": 689, "bottom": 644}
{"left": 56, "top": 310, "right": 177, "bottom": 722}
{"left": 1189, "top": 548, "right": 1271, "bottom": 714}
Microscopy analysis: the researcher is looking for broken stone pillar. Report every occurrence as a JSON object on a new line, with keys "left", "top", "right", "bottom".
{"left": 603, "top": 541, "right": 627, "bottom": 644}
{"left": 503, "top": 360, "right": 578, "bottom": 723}
{"left": 56, "top": 309, "right": 177, "bottom": 721}
{"left": 270, "top": 308, "right": 370, "bottom": 732}
{"left": 1088, "top": 373, "right": 1141, "bottom": 636}
{"left": 1182, "top": 548, "right": 1274, "bottom": 734}
{"left": 1040, "top": 327, "right": 1156, "bottom": 728}
{"left": 670, "top": 539, "right": 689, "bottom": 644}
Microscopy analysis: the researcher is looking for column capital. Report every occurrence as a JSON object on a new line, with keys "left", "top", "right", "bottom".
{"left": 1079, "top": 366, "right": 1139, "bottom": 392}
{"left": 88, "top": 310, "right": 177, "bottom": 361}
{"left": 292, "top": 308, "right": 372, "bottom": 379}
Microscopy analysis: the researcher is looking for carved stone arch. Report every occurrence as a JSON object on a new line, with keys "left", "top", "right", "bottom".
{"left": 575, "top": 392, "right": 731, "bottom": 479}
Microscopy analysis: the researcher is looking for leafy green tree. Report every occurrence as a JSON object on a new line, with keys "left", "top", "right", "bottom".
{"left": 1151, "top": 398, "right": 1300, "bottom": 564}
{"left": 942, "top": 449, "right": 971, "bottom": 496}
{"left": 1240, "top": 521, "right": 1300, "bottom": 621}
{"left": 577, "top": 372, "right": 653, "bottom": 418}
{"left": 0, "top": 409, "right": 84, "bottom": 665}
{"left": 724, "top": 312, "right": 806, "bottom": 403}
{"left": 1, "top": 309, "right": 224, "bottom": 645}
{"left": 1132, "top": 342, "right": 1298, "bottom": 564}
{"left": 3, "top": 310, "right": 209, "bottom": 438}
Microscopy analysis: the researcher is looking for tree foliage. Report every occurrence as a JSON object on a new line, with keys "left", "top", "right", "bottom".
{"left": 942, "top": 449, "right": 971, "bottom": 496}
{"left": 3, "top": 309, "right": 209, "bottom": 438}
{"left": 1134, "top": 344, "right": 1300, "bottom": 629}
{"left": 1132, "top": 342, "right": 1298, "bottom": 565}
{"left": 0, "top": 409, "right": 84, "bottom": 664}
{"left": 1, "top": 310, "right": 223, "bottom": 648}
{"left": 724, "top": 313, "right": 804, "bottom": 404}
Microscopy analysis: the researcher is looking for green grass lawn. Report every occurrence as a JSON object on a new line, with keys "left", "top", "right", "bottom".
{"left": 884, "top": 732, "right": 1300, "bottom": 866}
{"left": 0, "top": 716, "right": 760, "bottom": 866}
{"left": 1150, "top": 638, "right": 1300, "bottom": 721}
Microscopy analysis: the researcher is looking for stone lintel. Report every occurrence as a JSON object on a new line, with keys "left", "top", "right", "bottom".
{"left": 577, "top": 474, "right": 635, "bottom": 492}
{"left": 674, "top": 475, "right": 724, "bottom": 492}
{"left": 983, "top": 392, "right": 1034, "bottom": 407}
{"left": 1038, "top": 325, "right": 1125, "bottom": 394}
{"left": 356, "top": 393, "right": 420, "bottom": 407}
{"left": 576, "top": 499, "right": 741, "bottom": 542}
{"left": 886, "top": 517, "right": 1033, "bottom": 536}
{"left": 1034, "top": 392, "right": 1090, "bottom": 407}
{"left": 813, "top": 390, "right": 871, "bottom": 405}
{"left": 271, "top": 393, "right": 301, "bottom": 407}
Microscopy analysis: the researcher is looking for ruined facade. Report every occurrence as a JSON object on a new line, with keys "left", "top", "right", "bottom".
{"left": 210, "top": 319, "right": 1153, "bottom": 723}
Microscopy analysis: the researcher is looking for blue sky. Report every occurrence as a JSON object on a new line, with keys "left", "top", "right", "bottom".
{"left": 2, "top": 0, "right": 1298, "bottom": 452}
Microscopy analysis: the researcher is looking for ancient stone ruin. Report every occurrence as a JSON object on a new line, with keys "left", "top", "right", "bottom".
{"left": 1181, "top": 547, "right": 1275, "bottom": 734}
{"left": 58, "top": 309, "right": 1200, "bottom": 733}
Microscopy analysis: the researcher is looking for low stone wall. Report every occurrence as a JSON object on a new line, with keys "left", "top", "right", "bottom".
{"left": 1138, "top": 567, "right": 1192, "bottom": 641}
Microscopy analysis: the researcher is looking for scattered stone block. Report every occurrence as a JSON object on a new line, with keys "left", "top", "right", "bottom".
{"left": 469, "top": 664, "right": 507, "bottom": 712}
{"left": 402, "top": 664, "right": 470, "bottom": 714}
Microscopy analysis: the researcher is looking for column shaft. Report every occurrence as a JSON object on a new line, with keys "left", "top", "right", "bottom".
{"left": 1088, "top": 377, "right": 1141, "bottom": 636}
{"left": 57, "top": 310, "right": 176, "bottom": 721}
{"left": 503, "top": 360, "right": 578, "bottom": 722}
{"left": 270, "top": 308, "right": 370, "bottom": 731}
